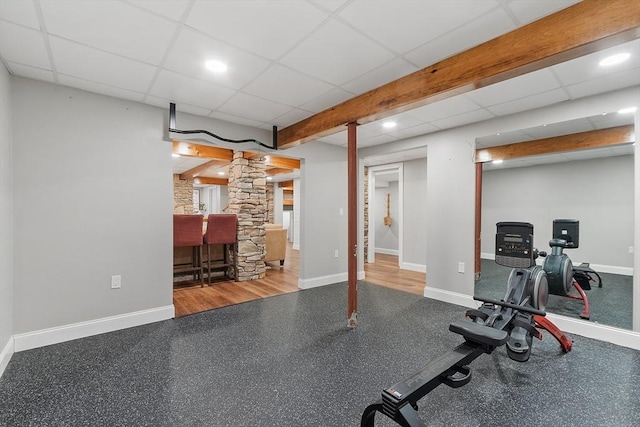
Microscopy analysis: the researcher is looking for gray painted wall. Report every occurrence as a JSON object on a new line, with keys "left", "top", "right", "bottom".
{"left": 374, "top": 182, "right": 399, "bottom": 253}
{"left": 287, "top": 142, "right": 349, "bottom": 280}
{"left": 403, "top": 158, "right": 428, "bottom": 266}
{"left": 0, "top": 63, "right": 13, "bottom": 359}
{"left": 12, "top": 78, "right": 174, "bottom": 333}
{"left": 482, "top": 155, "right": 635, "bottom": 269}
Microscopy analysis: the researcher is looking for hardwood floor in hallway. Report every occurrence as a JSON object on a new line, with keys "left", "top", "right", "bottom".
{"left": 173, "top": 245, "right": 426, "bottom": 317}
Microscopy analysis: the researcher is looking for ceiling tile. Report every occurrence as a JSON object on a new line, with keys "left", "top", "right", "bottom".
{"left": 357, "top": 133, "right": 398, "bottom": 148}
{"left": 0, "top": 0, "right": 40, "bottom": 29}
{"left": 404, "top": 7, "right": 516, "bottom": 68}
{"left": 208, "top": 111, "right": 264, "bottom": 128}
{"left": 310, "top": 0, "right": 348, "bottom": 13}
{"left": 50, "top": 37, "right": 157, "bottom": 93}
{"left": 487, "top": 88, "right": 569, "bottom": 116}
{"left": 476, "top": 130, "right": 533, "bottom": 148}
{"left": 465, "top": 68, "right": 560, "bottom": 107}
{"left": 163, "top": 27, "right": 271, "bottom": 90}
{"left": 57, "top": 74, "right": 145, "bottom": 103}
{"left": 406, "top": 95, "right": 481, "bottom": 122}
{"left": 300, "top": 87, "right": 355, "bottom": 113}
{"left": 149, "top": 69, "right": 235, "bottom": 110}
{"left": 243, "top": 64, "right": 335, "bottom": 107}
{"left": 505, "top": 0, "right": 581, "bottom": 26}
{"left": 552, "top": 39, "right": 640, "bottom": 86}
{"left": 430, "top": 108, "right": 495, "bottom": 129}
{"left": 0, "top": 21, "right": 50, "bottom": 69}
{"left": 280, "top": 19, "right": 394, "bottom": 86}
{"left": 391, "top": 123, "right": 440, "bottom": 140}
{"left": 216, "top": 92, "right": 291, "bottom": 123}
{"left": 521, "top": 118, "right": 593, "bottom": 139}
{"left": 339, "top": 0, "right": 497, "bottom": 53}
{"left": 145, "top": 95, "right": 212, "bottom": 117}
{"left": 340, "top": 58, "right": 418, "bottom": 95}
{"left": 359, "top": 113, "right": 425, "bottom": 136}
{"left": 6, "top": 62, "right": 55, "bottom": 82}
{"left": 271, "top": 108, "right": 314, "bottom": 128}
{"left": 127, "top": 0, "right": 190, "bottom": 20}
{"left": 565, "top": 68, "right": 640, "bottom": 99}
{"left": 186, "top": 1, "right": 328, "bottom": 60}
{"left": 40, "top": 0, "right": 177, "bottom": 65}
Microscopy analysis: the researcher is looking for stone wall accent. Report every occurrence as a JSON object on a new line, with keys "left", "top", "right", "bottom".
{"left": 266, "top": 182, "right": 274, "bottom": 224}
{"left": 173, "top": 174, "right": 195, "bottom": 214}
{"left": 363, "top": 166, "right": 369, "bottom": 262}
{"left": 227, "top": 151, "right": 267, "bottom": 281}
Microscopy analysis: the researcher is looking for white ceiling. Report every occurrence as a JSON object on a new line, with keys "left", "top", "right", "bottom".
{"left": 1, "top": 0, "right": 638, "bottom": 173}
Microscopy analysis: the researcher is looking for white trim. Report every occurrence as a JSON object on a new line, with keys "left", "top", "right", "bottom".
{"left": 0, "top": 337, "right": 15, "bottom": 378}
{"left": 400, "top": 262, "right": 426, "bottom": 273}
{"left": 13, "top": 305, "right": 175, "bottom": 352}
{"left": 423, "top": 286, "right": 476, "bottom": 308}
{"left": 367, "top": 163, "right": 403, "bottom": 265}
{"left": 481, "top": 253, "right": 633, "bottom": 276}
{"left": 298, "top": 271, "right": 365, "bottom": 289}
{"left": 292, "top": 244, "right": 300, "bottom": 250}
{"left": 375, "top": 247, "right": 398, "bottom": 256}
{"left": 546, "top": 313, "right": 640, "bottom": 350}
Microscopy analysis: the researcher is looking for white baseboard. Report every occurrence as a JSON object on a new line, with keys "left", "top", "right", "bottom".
{"left": 298, "top": 271, "right": 365, "bottom": 289}
{"left": 13, "top": 305, "right": 175, "bottom": 352}
{"left": 375, "top": 247, "right": 398, "bottom": 256}
{"left": 0, "top": 336, "right": 14, "bottom": 378}
{"left": 480, "top": 253, "right": 633, "bottom": 276}
{"left": 400, "top": 262, "right": 426, "bottom": 273}
{"left": 423, "top": 286, "right": 476, "bottom": 308}
{"left": 546, "top": 313, "right": 640, "bottom": 350}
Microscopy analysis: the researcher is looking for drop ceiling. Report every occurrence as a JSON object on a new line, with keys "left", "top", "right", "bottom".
{"left": 1, "top": 0, "right": 638, "bottom": 175}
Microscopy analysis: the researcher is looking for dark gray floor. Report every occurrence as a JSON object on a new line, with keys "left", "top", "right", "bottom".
{"left": 476, "top": 259, "right": 634, "bottom": 330}
{"left": 1, "top": 282, "right": 639, "bottom": 426}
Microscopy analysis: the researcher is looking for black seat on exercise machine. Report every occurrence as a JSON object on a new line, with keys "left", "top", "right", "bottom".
{"left": 449, "top": 320, "right": 509, "bottom": 348}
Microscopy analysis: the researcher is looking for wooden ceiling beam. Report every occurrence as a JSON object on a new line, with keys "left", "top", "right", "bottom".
{"left": 179, "top": 159, "right": 227, "bottom": 179}
{"left": 475, "top": 125, "right": 635, "bottom": 163}
{"left": 276, "top": 0, "right": 640, "bottom": 149}
{"left": 278, "top": 180, "right": 294, "bottom": 189}
{"left": 172, "top": 140, "right": 233, "bottom": 160}
{"left": 265, "top": 155, "right": 300, "bottom": 169}
{"left": 266, "top": 168, "right": 294, "bottom": 176}
{"left": 193, "top": 177, "right": 229, "bottom": 186}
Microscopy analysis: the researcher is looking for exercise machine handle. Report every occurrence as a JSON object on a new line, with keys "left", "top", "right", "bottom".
{"left": 473, "top": 296, "right": 546, "bottom": 316}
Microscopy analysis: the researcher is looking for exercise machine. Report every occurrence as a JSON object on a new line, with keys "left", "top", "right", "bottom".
{"left": 541, "top": 219, "right": 599, "bottom": 319}
{"left": 360, "top": 222, "right": 572, "bottom": 427}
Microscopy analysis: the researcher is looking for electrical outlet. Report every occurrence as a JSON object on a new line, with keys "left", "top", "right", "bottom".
{"left": 334, "top": 250, "right": 339, "bottom": 258}
{"left": 458, "top": 262, "right": 465, "bottom": 274}
{"left": 111, "top": 275, "right": 121, "bottom": 289}
{"left": 630, "top": 246, "right": 634, "bottom": 254}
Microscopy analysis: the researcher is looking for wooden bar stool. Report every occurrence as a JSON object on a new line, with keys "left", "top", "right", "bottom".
{"left": 203, "top": 214, "right": 238, "bottom": 284}
{"left": 173, "top": 214, "right": 204, "bottom": 287}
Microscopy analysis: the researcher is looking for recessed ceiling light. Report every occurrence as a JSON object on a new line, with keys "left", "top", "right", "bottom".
{"left": 217, "top": 171, "right": 226, "bottom": 176}
{"left": 599, "top": 53, "right": 630, "bottom": 67}
{"left": 382, "top": 121, "right": 397, "bottom": 129}
{"left": 171, "top": 153, "right": 180, "bottom": 158}
{"left": 205, "top": 60, "right": 228, "bottom": 73}
{"left": 492, "top": 159, "right": 503, "bottom": 165}
{"left": 618, "top": 106, "right": 637, "bottom": 114}
{"left": 266, "top": 176, "right": 273, "bottom": 181}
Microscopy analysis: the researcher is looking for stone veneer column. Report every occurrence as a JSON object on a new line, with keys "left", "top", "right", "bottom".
{"left": 227, "top": 151, "right": 267, "bottom": 281}
{"left": 173, "top": 174, "right": 195, "bottom": 214}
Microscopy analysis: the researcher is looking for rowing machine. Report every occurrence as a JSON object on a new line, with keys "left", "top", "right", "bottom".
{"left": 361, "top": 222, "right": 571, "bottom": 427}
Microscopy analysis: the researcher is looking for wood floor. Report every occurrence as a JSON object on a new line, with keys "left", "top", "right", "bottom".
{"left": 173, "top": 245, "right": 426, "bottom": 317}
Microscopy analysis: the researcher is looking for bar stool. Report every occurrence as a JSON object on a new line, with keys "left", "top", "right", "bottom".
{"left": 203, "top": 214, "right": 238, "bottom": 284}
{"left": 173, "top": 214, "right": 204, "bottom": 287}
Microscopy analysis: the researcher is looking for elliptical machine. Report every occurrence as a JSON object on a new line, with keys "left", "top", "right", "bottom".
{"left": 360, "top": 222, "right": 571, "bottom": 427}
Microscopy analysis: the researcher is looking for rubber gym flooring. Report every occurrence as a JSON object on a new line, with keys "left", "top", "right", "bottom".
{"left": 1, "top": 282, "right": 639, "bottom": 426}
